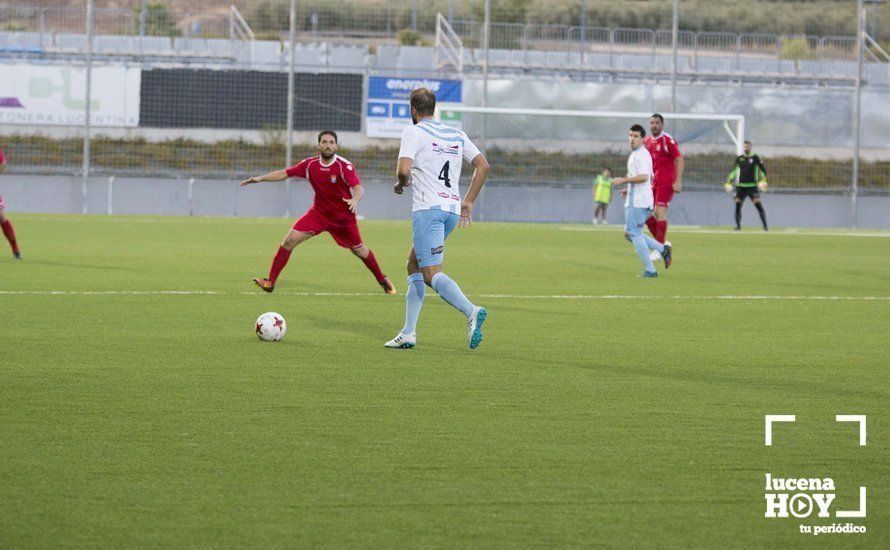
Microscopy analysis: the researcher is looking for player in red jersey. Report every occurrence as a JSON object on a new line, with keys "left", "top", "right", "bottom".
{"left": 0, "top": 147, "right": 22, "bottom": 259}
{"left": 240, "top": 130, "right": 396, "bottom": 294}
{"left": 643, "top": 114, "right": 684, "bottom": 247}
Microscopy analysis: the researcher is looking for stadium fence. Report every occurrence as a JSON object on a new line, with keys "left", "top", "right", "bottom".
{"left": 1, "top": 1, "right": 889, "bottom": 227}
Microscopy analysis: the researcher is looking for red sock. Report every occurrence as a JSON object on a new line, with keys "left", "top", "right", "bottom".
{"left": 1, "top": 220, "right": 19, "bottom": 254}
{"left": 360, "top": 249, "right": 386, "bottom": 283}
{"left": 645, "top": 215, "right": 658, "bottom": 238}
{"left": 656, "top": 220, "right": 668, "bottom": 243}
{"left": 268, "top": 246, "right": 292, "bottom": 284}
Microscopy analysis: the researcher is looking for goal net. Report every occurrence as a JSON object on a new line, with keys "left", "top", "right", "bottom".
{"left": 432, "top": 105, "right": 745, "bottom": 222}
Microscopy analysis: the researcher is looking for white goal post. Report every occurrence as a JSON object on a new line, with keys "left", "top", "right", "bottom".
{"left": 435, "top": 106, "right": 746, "bottom": 156}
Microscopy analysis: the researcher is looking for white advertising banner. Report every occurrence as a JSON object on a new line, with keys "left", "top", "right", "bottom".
{"left": 0, "top": 64, "right": 141, "bottom": 127}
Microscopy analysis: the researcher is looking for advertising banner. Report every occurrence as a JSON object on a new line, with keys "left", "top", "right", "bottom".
{"left": 366, "top": 76, "right": 462, "bottom": 138}
{"left": 0, "top": 64, "right": 141, "bottom": 127}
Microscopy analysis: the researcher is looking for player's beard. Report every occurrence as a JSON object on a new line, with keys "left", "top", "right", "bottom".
{"left": 320, "top": 151, "right": 335, "bottom": 161}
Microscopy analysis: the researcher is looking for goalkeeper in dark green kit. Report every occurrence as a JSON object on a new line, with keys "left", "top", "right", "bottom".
{"left": 725, "top": 140, "right": 768, "bottom": 231}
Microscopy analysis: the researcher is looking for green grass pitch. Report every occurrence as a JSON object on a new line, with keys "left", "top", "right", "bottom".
{"left": 1, "top": 213, "right": 888, "bottom": 548}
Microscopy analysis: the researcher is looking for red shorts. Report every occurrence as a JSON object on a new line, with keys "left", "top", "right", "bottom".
{"left": 653, "top": 185, "right": 675, "bottom": 208}
{"left": 292, "top": 209, "right": 363, "bottom": 249}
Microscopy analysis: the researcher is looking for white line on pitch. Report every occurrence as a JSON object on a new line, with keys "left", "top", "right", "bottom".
{"left": 1, "top": 290, "right": 888, "bottom": 301}
{"left": 558, "top": 226, "right": 890, "bottom": 238}
{"left": 263, "top": 292, "right": 890, "bottom": 301}
{"left": 476, "top": 294, "right": 890, "bottom": 301}
{"left": 0, "top": 290, "right": 222, "bottom": 295}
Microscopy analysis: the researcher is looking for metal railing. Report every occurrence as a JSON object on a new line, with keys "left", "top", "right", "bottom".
{"left": 864, "top": 33, "right": 890, "bottom": 62}
{"left": 435, "top": 13, "right": 462, "bottom": 71}
{"left": 228, "top": 5, "right": 255, "bottom": 42}
{"left": 1, "top": 4, "right": 865, "bottom": 61}
{"left": 454, "top": 20, "right": 860, "bottom": 64}
{"left": 0, "top": 5, "right": 243, "bottom": 40}
{"left": 0, "top": 4, "right": 259, "bottom": 63}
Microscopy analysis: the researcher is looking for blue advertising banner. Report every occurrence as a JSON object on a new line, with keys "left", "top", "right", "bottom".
{"left": 366, "top": 76, "right": 462, "bottom": 138}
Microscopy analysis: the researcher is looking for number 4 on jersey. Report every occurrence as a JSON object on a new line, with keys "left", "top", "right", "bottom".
{"left": 438, "top": 162, "right": 451, "bottom": 188}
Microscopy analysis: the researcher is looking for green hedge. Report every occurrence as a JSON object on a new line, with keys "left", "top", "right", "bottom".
{"left": 2, "top": 134, "right": 887, "bottom": 189}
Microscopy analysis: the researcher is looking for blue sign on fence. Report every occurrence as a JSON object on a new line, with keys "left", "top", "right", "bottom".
{"left": 366, "top": 76, "right": 463, "bottom": 138}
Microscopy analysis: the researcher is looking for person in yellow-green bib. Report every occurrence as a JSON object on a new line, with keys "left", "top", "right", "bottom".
{"left": 592, "top": 167, "right": 612, "bottom": 224}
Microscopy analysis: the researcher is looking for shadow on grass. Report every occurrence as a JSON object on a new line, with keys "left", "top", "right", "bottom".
{"left": 18, "top": 259, "right": 137, "bottom": 272}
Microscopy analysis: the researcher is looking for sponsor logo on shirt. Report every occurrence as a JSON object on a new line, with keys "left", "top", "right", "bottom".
{"left": 431, "top": 142, "right": 460, "bottom": 155}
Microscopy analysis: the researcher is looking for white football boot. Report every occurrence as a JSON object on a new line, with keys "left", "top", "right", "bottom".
{"left": 467, "top": 306, "right": 488, "bottom": 350}
{"left": 384, "top": 332, "right": 416, "bottom": 349}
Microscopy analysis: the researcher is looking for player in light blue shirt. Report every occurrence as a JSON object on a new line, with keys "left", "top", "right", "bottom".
{"left": 611, "top": 124, "right": 673, "bottom": 277}
{"left": 385, "top": 87, "right": 490, "bottom": 350}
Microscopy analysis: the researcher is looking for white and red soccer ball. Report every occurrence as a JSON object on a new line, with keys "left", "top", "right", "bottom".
{"left": 255, "top": 312, "right": 286, "bottom": 341}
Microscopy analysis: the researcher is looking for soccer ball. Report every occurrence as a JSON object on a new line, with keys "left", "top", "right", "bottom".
{"left": 255, "top": 312, "right": 286, "bottom": 341}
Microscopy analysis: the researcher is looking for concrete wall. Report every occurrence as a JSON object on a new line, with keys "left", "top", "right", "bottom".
{"left": 1, "top": 175, "right": 886, "bottom": 229}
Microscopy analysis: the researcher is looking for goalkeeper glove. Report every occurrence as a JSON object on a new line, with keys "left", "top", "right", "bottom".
{"left": 758, "top": 181, "right": 768, "bottom": 192}
{"left": 724, "top": 183, "right": 733, "bottom": 193}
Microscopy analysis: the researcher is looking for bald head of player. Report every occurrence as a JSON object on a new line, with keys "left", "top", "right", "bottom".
{"left": 743, "top": 140, "right": 752, "bottom": 155}
{"left": 649, "top": 113, "right": 664, "bottom": 138}
{"left": 409, "top": 87, "right": 436, "bottom": 125}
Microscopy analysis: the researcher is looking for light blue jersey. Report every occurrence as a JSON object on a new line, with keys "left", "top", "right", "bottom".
{"left": 398, "top": 119, "right": 481, "bottom": 212}
{"left": 399, "top": 117, "right": 481, "bottom": 268}
{"left": 624, "top": 144, "right": 654, "bottom": 236}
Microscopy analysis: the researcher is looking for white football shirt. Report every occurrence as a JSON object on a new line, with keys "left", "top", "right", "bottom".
{"left": 625, "top": 145, "right": 654, "bottom": 209}
{"left": 398, "top": 118, "right": 482, "bottom": 212}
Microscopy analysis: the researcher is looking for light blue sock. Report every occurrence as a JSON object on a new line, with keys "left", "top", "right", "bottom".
{"left": 402, "top": 273, "right": 425, "bottom": 335}
{"left": 430, "top": 272, "right": 475, "bottom": 318}
{"left": 642, "top": 234, "right": 665, "bottom": 254}
{"left": 631, "top": 234, "right": 656, "bottom": 273}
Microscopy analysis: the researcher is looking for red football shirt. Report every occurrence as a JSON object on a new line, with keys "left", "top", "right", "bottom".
{"left": 644, "top": 132, "right": 682, "bottom": 188}
{"left": 285, "top": 155, "right": 360, "bottom": 219}
{"left": 0, "top": 148, "right": 5, "bottom": 164}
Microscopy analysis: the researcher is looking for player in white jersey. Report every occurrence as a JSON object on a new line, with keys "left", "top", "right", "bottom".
{"left": 611, "top": 124, "right": 672, "bottom": 277}
{"left": 385, "top": 87, "right": 490, "bottom": 350}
